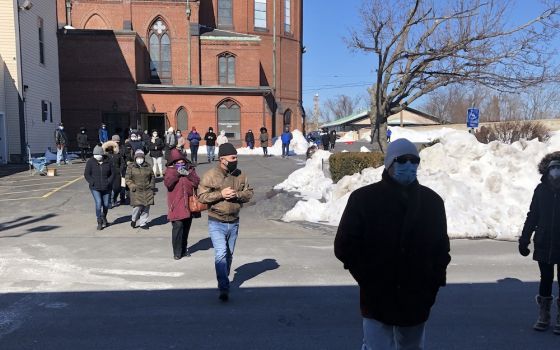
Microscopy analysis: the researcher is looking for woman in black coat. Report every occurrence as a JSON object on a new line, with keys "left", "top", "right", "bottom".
{"left": 519, "top": 151, "right": 560, "bottom": 333}
{"left": 84, "top": 145, "right": 114, "bottom": 230}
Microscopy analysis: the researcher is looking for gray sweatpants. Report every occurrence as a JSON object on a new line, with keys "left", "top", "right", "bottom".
{"left": 132, "top": 205, "right": 150, "bottom": 227}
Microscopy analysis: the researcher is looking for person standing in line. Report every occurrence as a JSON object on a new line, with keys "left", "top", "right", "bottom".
{"left": 329, "top": 129, "right": 337, "bottom": 151}
{"left": 54, "top": 122, "right": 69, "bottom": 165}
{"left": 77, "top": 127, "right": 89, "bottom": 162}
{"left": 216, "top": 130, "right": 228, "bottom": 149}
{"left": 84, "top": 145, "right": 114, "bottom": 230}
{"left": 387, "top": 128, "right": 393, "bottom": 143}
{"left": 519, "top": 152, "right": 560, "bottom": 334}
{"left": 176, "top": 129, "right": 183, "bottom": 142}
{"left": 259, "top": 127, "right": 269, "bottom": 157}
{"left": 320, "top": 129, "right": 330, "bottom": 151}
{"left": 204, "top": 127, "right": 217, "bottom": 163}
{"left": 98, "top": 123, "right": 109, "bottom": 144}
{"left": 165, "top": 127, "right": 177, "bottom": 160}
{"left": 187, "top": 127, "right": 201, "bottom": 164}
{"left": 141, "top": 129, "right": 151, "bottom": 145}
{"left": 281, "top": 126, "right": 293, "bottom": 158}
{"left": 198, "top": 143, "right": 254, "bottom": 302}
{"left": 164, "top": 148, "right": 200, "bottom": 260}
{"left": 125, "top": 150, "right": 155, "bottom": 230}
{"left": 335, "top": 138, "right": 451, "bottom": 350}
{"left": 149, "top": 130, "right": 165, "bottom": 177}
{"left": 245, "top": 129, "right": 255, "bottom": 150}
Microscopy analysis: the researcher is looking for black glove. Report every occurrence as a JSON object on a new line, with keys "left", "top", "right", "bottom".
{"left": 177, "top": 168, "right": 190, "bottom": 176}
{"left": 518, "top": 243, "right": 530, "bottom": 257}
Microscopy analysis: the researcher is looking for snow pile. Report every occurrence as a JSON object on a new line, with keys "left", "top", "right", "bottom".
{"left": 336, "top": 131, "right": 358, "bottom": 143}
{"left": 277, "top": 130, "right": 560, "bottom": 240}
{"left": 360, "top": 146, "right": 371, "bottom": 152}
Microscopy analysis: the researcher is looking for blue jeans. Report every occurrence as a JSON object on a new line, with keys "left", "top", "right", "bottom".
{"left": 207, "top": 146, "right": 215, "bottom": 161}
{"left": 56, "top": 145, "right": 67, "bottom": 164}
{"left": 282, "top": 143, "right": 289, "bottom": 157}
{"left": 90, "top": 189, "right": 110, "bottom": 219}
{"left": 362, "top": 318, "right": 426, "bottom": 350}
{"left": 208, "top": 219, "right": 240, "bottom": 291}
{"left": 248, "top": 142, "right": 254, "bottom": 150}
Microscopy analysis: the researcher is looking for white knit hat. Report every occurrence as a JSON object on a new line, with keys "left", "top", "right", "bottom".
{"left": 384, "top": 138, "right": 419, "bottom": 169}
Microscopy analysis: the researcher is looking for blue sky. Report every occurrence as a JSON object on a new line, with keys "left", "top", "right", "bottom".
{"left": 302, "top": 0, "right": 556, "bottom": 113}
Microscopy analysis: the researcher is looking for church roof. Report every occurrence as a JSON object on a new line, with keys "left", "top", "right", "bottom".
{"left": 200, "top": 27, "right": 261, "bottom": 42}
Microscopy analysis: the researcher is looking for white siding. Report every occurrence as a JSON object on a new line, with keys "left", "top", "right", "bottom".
{"left": 18, "top": 0, "right": 62, "bottom": 155}
{"left": 0, "top": 0, "right": 21, "bottom": 161}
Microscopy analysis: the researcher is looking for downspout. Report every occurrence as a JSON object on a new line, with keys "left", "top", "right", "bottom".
{"left": 186, "top": 0, "right": 192, "bottom": 85}
{"left": 272, "top": 0, "right": 277, "bottom": 94}
{"left": 65, "top": 0, "right": 72, "bottom": 27}
{"left": 15, "top": 0, "right": 27, "bottom": 161}
{"left": 299, "top": 0, "right": 304, "bottom": 133}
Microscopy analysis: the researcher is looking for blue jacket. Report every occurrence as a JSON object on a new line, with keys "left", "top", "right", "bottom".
{"left": 281, "top": 131, "right": 293, "bottom": 144}
{"left": 99, "top": 128, "right": 109, "bottom": 143}
{"left": 187, "top": 131, "right": 201, "bottom": 146}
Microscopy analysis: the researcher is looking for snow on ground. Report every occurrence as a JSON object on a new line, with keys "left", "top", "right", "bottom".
{"left": 276, "top": 130, "right": 560, "bottom": 241}
{"left": 336, "top": 131, "right": 358, "bottom": 142}
{"left": 360, "top": 127, "right": 456, "bottom": 144}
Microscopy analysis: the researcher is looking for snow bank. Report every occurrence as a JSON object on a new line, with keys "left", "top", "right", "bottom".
{"left": 336, "top": 131, "right": 358, "bottom": 143}
{"left": 277, "top": 130, "right": 560, "bottom": 241}
{"left": 360, "top": 127, "right": 456, "bottom": 144}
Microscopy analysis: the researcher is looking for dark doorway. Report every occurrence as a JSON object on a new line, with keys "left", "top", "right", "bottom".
{"left": 141, "top": 113, "right": 166, "bottom": 137}
{"left": 102, "top": 113, "right": 130, "bottom": 140}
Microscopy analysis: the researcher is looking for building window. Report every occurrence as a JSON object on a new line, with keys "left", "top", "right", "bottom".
{"left": 148, "top": 18, "right": 171, "bottom": 83}
{"left": 283, "top": 109, "right": 292, "bottom": 127}
{"left": 284, "top": 0, "right": 291, "bottom": 33}
{"left": 254, "top": 0, "right": 267, "bottom": 29}
{"left": 38, "top": 17, "right": 45, "bottom": 64}
{"left": 217, "top": 99, "right": 241, "bottom": 141}
{"left": 41, "top": 100, "right": 50, "bottom": 122}
{"left": 218, "top": 53, "right": 236, "bottom": 85}
{"left": 176, "top": 107, "right": 188, "bottom": 132}
{"left": 218, "top": 0, "right": 233, "bottom": 28}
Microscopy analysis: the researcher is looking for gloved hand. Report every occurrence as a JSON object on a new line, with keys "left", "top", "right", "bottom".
{"left": 518, "top": 243, "right": 530, "bottom": 257}
{"left": 177, "top": 167, "right": 190, "bottom": 176}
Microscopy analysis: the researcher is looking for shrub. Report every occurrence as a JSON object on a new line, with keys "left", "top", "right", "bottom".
{"left": 474, "top": 121, "right": 550, "bottom": 144}
{"left": 329, "top": 152, "right": 384, "bottom": 183}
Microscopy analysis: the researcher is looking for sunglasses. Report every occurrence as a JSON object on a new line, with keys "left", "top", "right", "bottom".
{"left": 394, "top": 155, "right": 420, "bottom": 164}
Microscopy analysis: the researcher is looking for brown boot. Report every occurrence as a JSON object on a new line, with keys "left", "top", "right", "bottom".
{"left": 554, "top": 298, "right": 560, "bottom": 335}
{"left": 534, "top": 295, "right": 554, "bottom": 331}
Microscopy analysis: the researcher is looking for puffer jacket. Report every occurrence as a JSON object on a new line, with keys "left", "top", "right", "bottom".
{"left": 187, "top": 131, "right": 201, "bottom": 146}
{"left": 260, "top": 132, "right": 269, "bottom": 147}
{"left": 149, "top": 137, "right": 164, "bottom": 158}
{"left": 84, "top": 158, "right": 114, "bottom": 192}
{"left": 198, "top": 165, "right": 254, "bottom": 222}
{"left": 520, "top": 176, "right": 560, "bottom": 264}
{"left": 102, "top": 141, "right": 124, "bottom": 188}
{"left": 77, "top": 132, "right": 89, "bottom": 148}
{"left": 125, "top": 162, "right": 155, "bottom": 206}
{"left": 164, "top": 149, "right": 200, "bottom": 221}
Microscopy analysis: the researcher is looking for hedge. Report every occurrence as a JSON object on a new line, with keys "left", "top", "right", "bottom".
{"left": 329, "top": 152, "right": 384, "bottom": 183}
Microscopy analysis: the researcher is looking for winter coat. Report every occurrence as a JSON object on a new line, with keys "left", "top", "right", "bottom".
{"left": 98, "top": 128, "right": 109, "bottom": 143}
{"left": 245, "top": 132, "right": 255, "bottom": 144}
{"left": 281, "top": 131, "right": 293, "bottom": 144}
{"left": 198, "top": 165, "right": 254, "bottom": 222}
{"left": 166, "top": 132, "right": 177, "bottom": 148}
{"left": 520, "top": 176, "right": 560, "bottom": 264}
{"left": 125, "top": 162, "right": 155, "bottom": 206}
{"left": 187, "top": 131, "right": 201, "bottom": 147}
{"left": 77, "top": 133, "right": 89, "bottom": 148}
{"left": 335, "top": 170, "right": 451, "bottom": 327}
{"left": 102, "top": 141, "right": 125, "bottom": 187}
{"left": 260, "top": 132, "right": 269, "bottom": 147}
{"left": 329, "top": 131, "right": 337, "bottom": 144}
{"left": 164, "top": 149, "right": 201, "bottom": 221}
{"left": 124, "top": 140, "right": 146, "bottom": 162}
{"left": 321, "top": 132, "right": 330, "bottom": 146}
{"left": 84, "top": 158, "right": 114, "bottom": 192}
{"left": 54, "top": 129, "right": 68, "bottom": 146}
{"left": 216, "top": 132, "right": 228, "bottom": 147}
{"left": 204, "top": 132, "right": 217, "bottom": 147}
{"left": 149, "top": 137, "right": 164, "bottom": 158}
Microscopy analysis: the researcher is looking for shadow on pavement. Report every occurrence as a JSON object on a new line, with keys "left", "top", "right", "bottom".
{"left": 0, "top": 214, "right": 58, "bottom": 238}
{"left": 188, "top": 237, "right": 213, "bottom": 254}
{"left": 111, "top": 215, "right": 132, "bottom": 225}
{"left": 231, "top": 258, "right": 280, "bottom": 288}
{"left": 0, "top": 281, "right": 557, "bottom": 349}
{"left": 150, "top": 215, "right": 168, "bottom": 227}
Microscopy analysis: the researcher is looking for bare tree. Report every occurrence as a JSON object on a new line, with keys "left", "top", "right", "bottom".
{"left": 349, "top": 0, "right": 560, "bottom": 151}
{"left": 323, "top": 94, "right": 364, "bottom": 120}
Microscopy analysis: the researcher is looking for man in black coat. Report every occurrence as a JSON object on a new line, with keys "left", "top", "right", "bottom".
{"left": 335, "top": 138, "right": 450, "bottom": 350}
{"left": 204, "top": 127, "right": 217, "bottom": 162}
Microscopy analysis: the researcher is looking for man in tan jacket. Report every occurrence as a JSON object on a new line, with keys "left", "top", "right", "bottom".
{"left": 198, "top": 143, "right": 253, "bottom": 301}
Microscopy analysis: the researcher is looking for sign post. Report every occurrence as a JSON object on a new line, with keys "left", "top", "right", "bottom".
{"left": 467, "top": 108, "right": 480, "bottom": 132}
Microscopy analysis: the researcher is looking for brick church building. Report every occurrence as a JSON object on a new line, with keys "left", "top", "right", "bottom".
{"left": 56, "top": 0, "right": 303, "bottom": 146}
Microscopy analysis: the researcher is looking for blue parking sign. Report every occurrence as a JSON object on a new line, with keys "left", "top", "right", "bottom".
{"left": 467, "top": 108, "right": 479, "bottom": 128}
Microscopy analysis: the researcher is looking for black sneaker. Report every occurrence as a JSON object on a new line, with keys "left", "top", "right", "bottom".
{"left": 139, "top": 225, "right": 149, "bottom": 230}
{"left": 219, "top": 291, "right": 229, "bottom": 302}
{"left": 131, "top": 221, "right": 136, "bottom": 228}
{"left": 182, "top": 250, "right": 191, "bottom": 257}
{"left": 174, "top": 256, "right": 181, "bottom": 260}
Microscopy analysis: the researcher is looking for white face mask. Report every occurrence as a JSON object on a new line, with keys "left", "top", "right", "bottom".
{"left": 152, "top": 133, "right": 157, "bottom": 137}
{"left": 136, "top": 158, "right": 144, "bottom": 165}
{"left": 93, "top": 155, "right": 103, "bottom": 161}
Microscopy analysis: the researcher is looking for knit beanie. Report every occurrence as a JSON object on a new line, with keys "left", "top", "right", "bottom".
{"left": 384, "top": 138, "right": 419, "bottom": 169}
{"left": 134, "top": 149, "right": 145, "bottom": 159}
{"left": 93, "top": 145, "right": 104, "bottom": 156}
{"left": 111, "top": 134, "right": 121, "bottom": 142}
{"left": 218, "top": 143, "right": 237, "bottom": 157}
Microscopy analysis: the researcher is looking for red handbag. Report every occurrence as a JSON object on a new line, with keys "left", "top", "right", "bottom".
{"left": 188, "top": 189, "right": 208, "bottom": 213}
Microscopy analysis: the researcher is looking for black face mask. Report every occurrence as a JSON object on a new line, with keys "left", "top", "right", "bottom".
{"left": 226, "top": 160, "right": 238, "bottom": 173}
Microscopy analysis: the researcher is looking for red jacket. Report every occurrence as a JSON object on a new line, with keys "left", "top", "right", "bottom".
{"left": 164, "top": 149, "right": 200, "bottom": 221}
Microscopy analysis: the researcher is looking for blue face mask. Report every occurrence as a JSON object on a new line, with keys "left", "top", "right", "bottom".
{"left": 391, "top": 162, "right": 419, "bottom": 186}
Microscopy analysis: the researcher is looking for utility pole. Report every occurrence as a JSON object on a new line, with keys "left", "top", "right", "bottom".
{"left": 186, "top": 0, "right": 192, "bottom": 85}
{"left": 313, "top": 93, "right": 320, "bottom": 130}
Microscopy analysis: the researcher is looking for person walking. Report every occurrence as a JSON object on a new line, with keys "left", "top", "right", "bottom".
{"left": 198, "top": 143, "right": 254, "bottom": 301}
{"left": 77, "top": 127, "right": 89, "bottom": 161}
{"left": 165, "top": 127, "right": 177, "bottom": 160}
{"left": 149, "top": 130, "right": 165, "bottom": 177}
{"left": 259, "top": 127, "right": 269, "bottom": 157}
{"left": 245, "top": 129, "right": 255, "bottom": 150}
{"left": 329, "top": 129, "right": 337, "bottom": 151}
{"left": 519, "top": 152, "right": 560, "bottom": 334}
{"left": 216, "top": 130, "right": 228, "bottom": 148}
{"left": 320, "top": 129, "right": 330, "bottom": 151}
{"left": 187, "top": 127, "right": 201, "bottom": 164}
{"left": 84, "top": 145, "right": 114, "bottom": 230}
{"left": 204, "top": 127, "right": 217, "bottom": 163}
{"left": 335, "top": 138, "right": 451, "bottom": 350}
{"left": 281, "top": 127, "right": 293, "bottom": 158}
{"left": 141, "top": 129, "right": 151, "bottom": 144}
{"left": 102, "top": 137, "right": 125, "bottom": 208}
{"left": 98, "top": 123, "right": 109, "bottom": 144}
{"left": 54, "top": 123, "right": 69, "bottom": 165}
{"left": 125, "top": 150, "right": 155, "bottom": 230}
{"left": 164, "top": 148, "right": 200, "bottom": 260}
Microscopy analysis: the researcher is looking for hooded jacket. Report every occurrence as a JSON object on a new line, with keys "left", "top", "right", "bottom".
{"left": 281, "top": 131, "right": 293, "bottom": 144}
{"left": 164, "top": 149, "right": 201, "bottom": 221}
{"left": 77, "top": 131, "right": 89, "bottom": 148}
{"left": 260, "top": 131, "right": 269, "bottom": 147}
{"left": 187, "top": 130, "right": 201, "bottom": 147}
{"left": 204, "top": 131, "right": 217, "bottom": 146}
{"left": 125, "top": 157, "right": 155, "bottom": 206}
{"left": 245, "top": 131, "right": 255, "bottom": 144}
{"left": 149, "top": 137, "right": 164, "bottom": 158}
{"left": 335, "top": 170, "right": 450, "bottom": 327}
{"left": 216, "top": 131, "right": 228, "bottom": 147}
{"left": 84, "top": 157, "right": 114, "bottom": 192}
